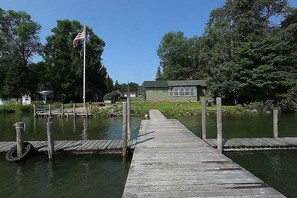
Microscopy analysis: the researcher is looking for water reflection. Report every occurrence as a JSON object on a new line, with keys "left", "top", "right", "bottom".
{"left": 0, "top": 114, "right": 140, "bottom": 142}
{"left": 15, "top": 166, "right": 24, "bottom": 193}
{"left": 82, "top": 118, "right": 88, "bottom": 140}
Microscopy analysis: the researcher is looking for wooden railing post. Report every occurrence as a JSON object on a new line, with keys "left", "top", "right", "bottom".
{"left": 201, "top": 98, "right": 207, "bottom": 140}
{"left": 122, "top": 102, "right": 127, "bottom": 157}
{"left": 273, "top": 109, "right": 278, "bottom": 138}
{"left": 46, "top": 117, "right": 54, "bottom": 160}
{"left": 14, "top": 122, "right": 25, "bottom": 157}
{"left": 216, "top": 97, "right": 222, "bottom": 153}
{"left": 127, "top": 94, "right": 131, "bottom": 141}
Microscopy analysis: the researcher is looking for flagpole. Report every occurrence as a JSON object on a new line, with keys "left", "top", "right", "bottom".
{"left": 83, "top": 25, "right": 86, "bottom": 107}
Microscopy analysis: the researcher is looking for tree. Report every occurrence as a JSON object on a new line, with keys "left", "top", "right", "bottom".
{"left": 0, "top": 9, "right": 42, "bottom": 99}
{"left": 106, "top": 75, "right": 114, "bottom": 93}
{"left": 43, "top": 20, "right": 106, "bottom": 102}
{"left": 205, "top": 0, "right": 289, "bottom": 103}
{"left": 235, "top": 33, "right": 297, "bottom": 110}
{"left": 155, "top": 66, "right": 163, "bottom": 80}
{"left": 157, "top": 31, "right": 194, "bottom": 80}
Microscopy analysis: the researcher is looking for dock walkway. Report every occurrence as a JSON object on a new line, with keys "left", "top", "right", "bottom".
{"left": 0, "top": 139, "right": 136, "bottom": 154}
{"left": 122, "top": 110, "right": 284, "bottom": 197}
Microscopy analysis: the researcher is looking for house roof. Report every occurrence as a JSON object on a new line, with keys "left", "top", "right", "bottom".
{"left": 142, "top": 81, "right": 168, "bottom": 88}
{"left": 167, "top": 80, "right": 207, "bottom": 87}
{"left": 143, "top": 80, "right": 207, "bottom": 88}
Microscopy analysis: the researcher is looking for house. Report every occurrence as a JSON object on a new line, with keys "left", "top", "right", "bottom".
{"left": 39, "top": 90, "right": 54, "bottom": 104}
{"left": 22, "top": 95, "right": 31, "bottom": 105}
{"left": 142, "top": 80, "right": 208, "bottom": 102}
{"left": 123, "top": 92, "right": 137, "bottom": 98}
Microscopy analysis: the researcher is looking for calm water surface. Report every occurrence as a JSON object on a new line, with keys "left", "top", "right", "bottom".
{"left": 1, "top": 113, "right": 297, "bottom": 197}
{"left": 0, "top": 113, "right": 140, "bottom": 198}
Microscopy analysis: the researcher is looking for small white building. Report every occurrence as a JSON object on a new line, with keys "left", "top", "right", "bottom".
{"left": 22, "top": 95, "right": 31, "bottom": 105}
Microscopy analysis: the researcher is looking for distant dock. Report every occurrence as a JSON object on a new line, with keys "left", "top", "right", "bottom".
{"left": 33, "top": 104, "right": 92, "bottom": 118}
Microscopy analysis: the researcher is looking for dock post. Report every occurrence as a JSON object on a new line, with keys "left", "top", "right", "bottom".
{"left": 73, "top": 103, "right": 76, "bottom": 117}
{"left": 33, "top": 104, "right": 36, "bottom": 117}
{"left": 201, "top": 98, "right": 207, "bottom": 140}
{"left": 61, "top": 103, "right": 64, "bottom": 117}
{"left": 85, "top": 105, "right": 89, "bottom": 117}
{"left": 15, "top": 122, "right": 25, "bottom": 157}
{"left": 48, "top": 104, "right": 51, "bottom": 117}
{"left": 46, "top": 117, "right": 54, "bottom": 160}
{"left": 216, "top": 97, "right": 223, "bottom": 153}
{"left": 273, "top": 109, "right": 278, "bottom": 138}
{"left": 122, "top": 102, "right": 127, "bottom": 157}
{"left": 127, "top": 94, "right": 131, "bottom": 141}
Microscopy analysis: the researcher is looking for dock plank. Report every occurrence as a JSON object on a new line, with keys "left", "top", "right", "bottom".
{"left": 122, "top": 110, "right": 284, "bottom": 197}
{"left": 206, "top": 137, "right": 297, "bottom": 151}
{"left": 0, "top": 139, "right": 136, "bottom": 154}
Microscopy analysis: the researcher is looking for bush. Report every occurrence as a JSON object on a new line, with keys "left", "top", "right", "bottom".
{"left": 248, "top": 100, "right": 274, "bottom": 112}
{"left": 103, "top": 92, "right": 120, "bottom": 102}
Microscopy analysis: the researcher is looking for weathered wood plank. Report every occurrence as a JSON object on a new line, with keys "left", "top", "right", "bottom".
{"left": 122, "top": 110, "right": 285, "bottom": 197}
{"left": 206, "top": 137, "right": 297, "bottom": 151}
{"left": 0, "top": 139, "right": 136, "bottom": 154}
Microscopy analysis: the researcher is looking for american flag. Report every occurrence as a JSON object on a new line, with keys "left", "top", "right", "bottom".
{"left": 73, "top": 29, "right": 85, "bottom": 48}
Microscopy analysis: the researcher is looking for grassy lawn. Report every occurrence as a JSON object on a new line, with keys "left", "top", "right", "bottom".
{"left": 0, "top": 99, "right": 247, "bottom": 117}
{"left": 129, "top": 99, "right": 246, "bottom": 117}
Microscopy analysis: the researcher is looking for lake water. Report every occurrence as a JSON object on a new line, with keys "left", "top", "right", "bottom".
{"left": 0, "top": 113, "right": 297, "bottom": 197}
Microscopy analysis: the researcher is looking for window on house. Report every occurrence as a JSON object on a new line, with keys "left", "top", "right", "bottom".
{"left": 170, "top": 86, "right": 196, "bottom": 97}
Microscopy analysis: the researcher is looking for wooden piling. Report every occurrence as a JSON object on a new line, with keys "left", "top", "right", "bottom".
{"left": 85, "top": 105, "right": 89, "bottom": 117}
{"left": 73, "top": 103, "right": 76, "bottom": 117}
{"left": 201, "top": 98, "right": 206, "bottom": 140}
{"left": 127, "top": 94, "right": 131, "bottom": 141}
{"left": 216, "top": 97, "right": 222, "bottom": 153}
{"left": 33, "top": 104, "right": 36, "bottom": 117}
{"left": 46, "top": 117, "right": 54, "bottom": 160}
{"left": 122, "top": 102, "right": 127, "bottom": 157}
{"left": 273, "top": 109, "right": 278, "bottom": 138}
{"left": 48, "top": 104, "right": 51, "bottom": 117}
{"left": 15, "top": 122, "right": 25, "bottom": 157}
{"left": 61, "top": 103, "right": 64, "bottom": 117}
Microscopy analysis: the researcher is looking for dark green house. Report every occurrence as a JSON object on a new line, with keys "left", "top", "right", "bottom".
{"left": 142, "top": 80, "right": 208, "bottom": 102}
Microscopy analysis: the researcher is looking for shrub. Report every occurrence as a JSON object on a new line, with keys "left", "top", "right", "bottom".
{"left": 103, "top": 92, "right": 120, "bottom": 102}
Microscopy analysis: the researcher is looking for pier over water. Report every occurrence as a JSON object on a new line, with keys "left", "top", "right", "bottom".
{"left": 123, "top": 110, "right": 284, "bottom": 197}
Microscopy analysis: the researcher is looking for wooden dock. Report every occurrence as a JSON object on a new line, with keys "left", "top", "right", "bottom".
{"left": 122, "top": 110, "right": 284, "bottom": 197}
{"left": 205, "top": 137, "right": 297, "bottom": 151}
{"left": 34, "top": 104, "right": 92, "bottom": 118}
{"left": 0, "top": 139, "right": 136, "bottom": 154}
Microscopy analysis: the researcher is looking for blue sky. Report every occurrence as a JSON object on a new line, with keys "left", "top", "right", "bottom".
{"left": 1, "top": 0, "right": 297, "bottom": 85}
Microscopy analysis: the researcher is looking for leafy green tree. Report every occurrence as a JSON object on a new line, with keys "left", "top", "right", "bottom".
{"left": 205, "top": 0, "right": 289, "bottom": 103}
{"left": 43, "top": 20, "right": 106, "bottom": 102}
{"left": 157, "top": 31, "right": 195, "bottom": 80}
{"left": 0, "top": 9, "right": 42, "bottom": 99}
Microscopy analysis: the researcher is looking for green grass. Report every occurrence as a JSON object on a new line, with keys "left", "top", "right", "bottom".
{"left": 131, "top": 101, "right": 202, "bottom": 117}
{"left": 0, "top": 103, "right": 32, "bottom": 113}
{"left": 0, "top": 100, "right": 247, "bottom": 117}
